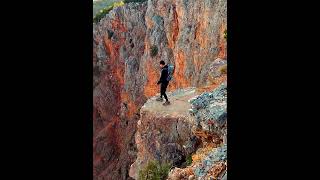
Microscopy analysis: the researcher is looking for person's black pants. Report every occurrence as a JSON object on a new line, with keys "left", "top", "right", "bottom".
{"left": 160, "top": 82, "right": 169, "bottom": 101}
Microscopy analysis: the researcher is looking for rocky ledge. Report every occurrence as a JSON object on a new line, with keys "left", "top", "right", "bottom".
{"left": 129, "top": 87, "right": 201, "bottom": 179}
{"left": 129, "top": 83, "right": 227, "bottom": 180}
{"left": 168, "top": 82, "right": 227, "bottom": 180}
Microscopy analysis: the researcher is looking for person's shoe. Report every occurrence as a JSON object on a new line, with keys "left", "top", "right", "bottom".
{"left": 163, "top": 101, "right": 171, "bottom": 106}
{"left": 156, "top": 97, "right": 163, "bottom": 102}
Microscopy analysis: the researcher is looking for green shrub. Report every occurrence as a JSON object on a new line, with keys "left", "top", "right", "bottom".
{"left": 124, "top": 0, "right": 147, "bottom": 3}
{"left": 138, "top": 160, "right": 171, "bottom": 180}
{"left": 185, "top": 154, "right": 193, "bottom": 166}
{"left": 93, "top": 0, "right": 147, "bottom": 23}
{"left": 93, "top": 1, "right": 125, "bottom": 23}
{"left": 150, "top": 45, "right": 158, "bottom": 57}
{"left": 93, "top": 0, "right": 118, "bottom": 16}
{"left": 93, "top": 6, "right": 113, "bottom": 23}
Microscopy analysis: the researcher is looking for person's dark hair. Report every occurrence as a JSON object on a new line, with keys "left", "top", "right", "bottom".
{"left": 160, "top": 60, "right": 165, "bottom": 65}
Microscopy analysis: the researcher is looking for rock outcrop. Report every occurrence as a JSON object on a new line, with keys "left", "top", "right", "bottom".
{"left": 167, "top": 83, "right": 227, "bottom": 180}
{"left": 129, "top": 88, "right": 201, "bottom": 179}
{"left": 93, "top": 0, "right": 227, "bottom": 179}
{"left": 130, "top": 83, "right": 227, "bottom": 180}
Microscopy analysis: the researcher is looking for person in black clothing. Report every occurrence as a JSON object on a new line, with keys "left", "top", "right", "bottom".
{"left": 156, "top": 60, "right": 170, "bottom": 105}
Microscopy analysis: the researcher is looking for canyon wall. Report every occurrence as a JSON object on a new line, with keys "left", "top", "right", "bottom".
{"left": 93, "top": 3, "right": 148, "bottom": 179}
{"left": 93, "top": 0, "right": 227, "bottom": 179}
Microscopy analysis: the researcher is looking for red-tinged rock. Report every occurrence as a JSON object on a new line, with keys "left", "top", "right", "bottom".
{"left": 93, "top": 0, "right": 226, "bottom": 179}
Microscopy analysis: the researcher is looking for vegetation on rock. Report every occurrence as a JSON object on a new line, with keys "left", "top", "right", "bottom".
{"left": 150, "top": 45, "right": 158, "bottom": 57}
{"left": 124, "top": 0, "right": 147, "bottom": 3}
{"left": 185, "top": 154, "right": 193, "bottom": 166}
{"left": 138, "top": 160, "right": 171, "bottom": 180}
{"left": 93, "top": 0, "right": 119, "bottom": 16}
{"left": 93, "top": 1, "right": 125, "bottom": 23}
{"left": 93, "top": 0, "right": 147, "bottom": 23}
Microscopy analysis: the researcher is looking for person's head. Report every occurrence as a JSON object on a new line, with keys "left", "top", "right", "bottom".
{"left": 160, "top": 60, "right": 165, "bottom": 68}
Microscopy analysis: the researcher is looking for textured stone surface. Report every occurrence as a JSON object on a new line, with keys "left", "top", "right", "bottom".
{"left": 190, "top": 83, "right": 227, "bottom": 179}
{"left": 209, "top": 58, "right": 227, "bottom": 78}
{"left": 167, "top": 167, "right": 195, "bottom": 180}
{"left": 142, "top": 0, "right": 227, "bottom": 95}
{"left": 93, "top": 0, "right": 227, "bottom": 179}
{"left": 194, "top": 144, "right": 227, "bottom": 178}
{"left": 167, "top": 143, "right": 227, "bottom": 180}
{"left": 93, "top": 3, "right": 148, "bottom": 180}
{"left": 189, "top": 82, "right": 227, "bottom": 136}
{"left": 221, "top": 171, "right": 227, "bottom": 180}
{"left": 129, "top": 88, "right": 200, "bottom": 179}
{"left": 167, "top": 83, "right": 227, "bottom": 180}
{"left": 131, "top": 83, "right": 228, "bottom": 180}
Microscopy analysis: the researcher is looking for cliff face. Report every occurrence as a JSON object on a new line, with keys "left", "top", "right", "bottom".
{"left": 130, "top": 83, "right": 227, "bottom": 180}
{"left": 93, "top": 3, "right": 148, "bottom": 180}
{"left": 93, "top": 0, "right": 227, "bottom": 179}
{"left": 142, "top": 0, "right": 227, "bottom": 95}
{"left": 129, "top": 88, "right": 201, "bottom": 179}
{"left": 182, "top": 82, "right": 227, "bottom": 180}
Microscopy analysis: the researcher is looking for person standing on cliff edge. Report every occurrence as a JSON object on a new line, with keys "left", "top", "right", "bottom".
{"left": 156, "top": 60, "right": 171, "bottom": 106}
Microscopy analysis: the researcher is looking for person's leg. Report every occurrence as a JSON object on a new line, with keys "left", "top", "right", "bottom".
{"left": 162, "top": 83, "right": 170, "bottom": 106}
{"left": 162, "top": 83, "right": 169, "bottom": 102}
{"left": 163, "top": 92, "right": 168, "bottom": 102}
{"left": 160, "top": 84, "right": 167, "bottom": 101}
{"left": 156, "top": 83, "right": 164, "bottom": 101}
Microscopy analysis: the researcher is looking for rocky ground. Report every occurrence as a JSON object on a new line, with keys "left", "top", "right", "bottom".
{"left": 129, "top": 87, "right": 199, "bottom": 179}
{"left": 129, "top": 83, "right": 227, "bottom": 180}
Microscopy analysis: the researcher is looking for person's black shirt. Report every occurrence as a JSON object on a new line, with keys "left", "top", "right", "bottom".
{"left": 157, "top": 65, "right": 168, "bottom": 84}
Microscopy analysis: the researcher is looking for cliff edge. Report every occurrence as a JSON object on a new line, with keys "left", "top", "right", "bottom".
{"left": 129, "top": 88, "right": 200, "bottom": 179}
{"left": 129, "top": 83, "right": 227, "bottom": 180}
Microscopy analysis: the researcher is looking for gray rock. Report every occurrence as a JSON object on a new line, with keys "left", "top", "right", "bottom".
{"left": 221, "top": 171, "right": 227, "bottom": 180}
{"left": 194, "top": 144, "right": 227, "bottom": 178}
{"left": 189, "top": 83, "right": 227, "bottom": 134}
{"left": 210, "top": 58, "right": 227, "bottom": 77}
